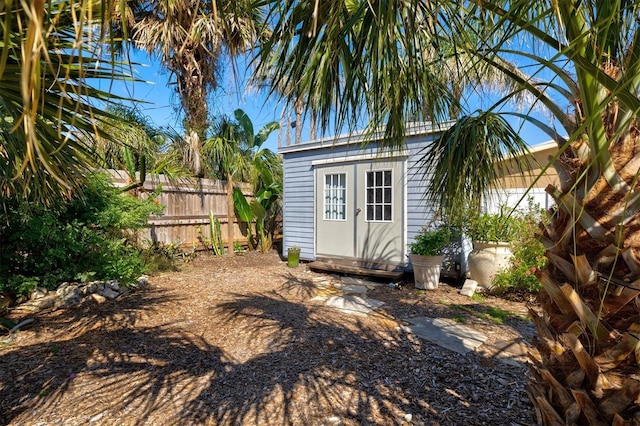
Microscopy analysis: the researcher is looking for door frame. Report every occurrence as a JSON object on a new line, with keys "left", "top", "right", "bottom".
{"left": 312, "top": 150, "right": 409, "bottom": 266}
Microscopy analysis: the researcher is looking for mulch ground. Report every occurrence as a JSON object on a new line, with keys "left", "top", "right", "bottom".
{"left": 1, "top": 251, "right": 538, "bottom": 425}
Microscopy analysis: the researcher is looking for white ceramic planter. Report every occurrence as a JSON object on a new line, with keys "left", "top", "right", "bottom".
{"left": 410, "top": 254, "right": 444, "bottom": 290}
{"left": 467, "top": 241, "right": 512, "bottom": 289}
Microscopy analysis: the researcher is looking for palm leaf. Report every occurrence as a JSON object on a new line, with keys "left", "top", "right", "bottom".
{"left": 419, "top": 112, "right": 530, "bottom": 222}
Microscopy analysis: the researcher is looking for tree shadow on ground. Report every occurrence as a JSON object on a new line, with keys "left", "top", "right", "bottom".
{"left": 0, "top": 274, "right": 534, "bottom": 425}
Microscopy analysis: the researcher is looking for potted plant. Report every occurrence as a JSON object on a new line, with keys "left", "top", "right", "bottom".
{"left": 464, "top": 209, "right": 523, "bottom": 290}
{"left": 409, "top": 226, "right": 455, "bottom": 290}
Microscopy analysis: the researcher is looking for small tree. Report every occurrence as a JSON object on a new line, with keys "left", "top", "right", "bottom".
{"left": 204, "top": 109, "right": 279, "bottom": 254}
{"left": 119, "top": 0, "right": 265, "bottom": 177}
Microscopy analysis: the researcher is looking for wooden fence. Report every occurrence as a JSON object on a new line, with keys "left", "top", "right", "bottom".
{"left": 106, "top": 170, "right": 253, "bottom": 248}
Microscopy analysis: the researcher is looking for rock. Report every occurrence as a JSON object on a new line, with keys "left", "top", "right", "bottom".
{"left": 55, "top": 284, "right": 80, "bottom": 306}
{"left": 56, "top": 283, "right": 79, "bottom": 298}
{"left": 497, "top": 377, "right": 511, "bottom": 386}
{"left": 55, "top": 282, "right": 70, "bottom": 294}
{"left": 341, "top": 276, "right": 384, "bottom": 287}
{"left": 61, "top": 292, "right": 81, "bottom": 306}
{"left": 460, "top": 279, "right": 478, "bottom": 297}
{"left": 136, "top": 275, "right": 149, "bottom": 287}
{"left": 81, "top": 282, "right": 100, "bottom": 295}
{"left": 400, "top": 317, "right": 487, "bottom": 355}
{"left": 30, "top": 288, "right": 49, "bottom": 300}
{"left": 91, "top": 294, "right": 107, "bottom": 304}
{"left": 100, "top": 288, "right": 119, "bottom": 300}
{"left": 90, "top": 280, "right": 105, "bottom": 290}
{"left": 334, "top": 284, "right": 369, "bottom": 294}
{"left": 325, "top": 295, "right": 385, "bottom": 315}
{"left": 16, "top": 295, "right": 57, "bottom": 312}
{"left": 106, "top": 280, "right": 120, "bottom": 291}
{"left": 403, "top": 413, "right": 413, "bottom": 422}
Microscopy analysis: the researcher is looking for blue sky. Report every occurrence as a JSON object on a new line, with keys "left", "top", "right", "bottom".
{"left": 99, "top": 51, "right": 555, "bottom": 153}
{"left": 97, "top": 52, "right": 289, "bottom": 153}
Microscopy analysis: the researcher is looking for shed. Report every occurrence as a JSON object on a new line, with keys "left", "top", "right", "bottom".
{"left": 279, "top": 122, "right": 455, "bottom": 277}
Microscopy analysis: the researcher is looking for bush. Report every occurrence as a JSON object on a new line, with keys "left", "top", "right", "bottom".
{"left": 0, "top": 173, "right": 163, "bottom": 296}
{"left": 410, "top": 226, "right": 457, "bottom": 256}
{"left": 465, "top": 207, "right": 526, "bottom": 243}
{"left": 141, "top": 241, "right": 188, "bottom": 273}
{"left": 491, "top": 200, "right": 547, "bottom": 293}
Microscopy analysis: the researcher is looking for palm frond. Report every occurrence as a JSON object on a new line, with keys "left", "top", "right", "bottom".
{"left": 418, "top": 112, "right": 530, "bottom": 222}
{"left": 0, "top": 0, "right": 135, "bottom": 205}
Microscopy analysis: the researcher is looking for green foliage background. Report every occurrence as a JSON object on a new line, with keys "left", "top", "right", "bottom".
{"left": 0, "top": 174, "right": 163, "bottom": 296}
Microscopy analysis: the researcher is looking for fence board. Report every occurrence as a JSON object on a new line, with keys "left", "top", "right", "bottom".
{"left": 105, "top": 170, "right": 254, "bottom": 248}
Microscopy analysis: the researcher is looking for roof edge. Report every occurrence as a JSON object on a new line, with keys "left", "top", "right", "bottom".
{"left": 278, "top": 121, "right": 456, "bottom": 155}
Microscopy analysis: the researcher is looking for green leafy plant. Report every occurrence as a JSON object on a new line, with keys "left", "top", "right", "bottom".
{"left": 485, "top": 307, "right": 512, "bottom": 324}
{"left": 0, "top": 173, "right": 163, "bottom": 297}
{"left": 257, "top": 233, "right": 272, "bottom": 254}
{"left": 483, "top": 200, "right": 548, "bottom": 293}
{"left": 469, "top": 292, "right": 485, "bottom": 302}
{"left": 141, "top": 241, "right": 184, "bottom": 273}
{"left": 198, "top": 214, "right": 226, "bottom": 256}
{"left": 464, "top": 208, "right": 525, "bottom": 243}
{"left": 233, "top": 188, "right": 254, "bottom": 249}
{"left": 234, "top": 241, "right": 246, "bottom": 253}
{"left": 410, "top": 226, "right": 456, "bottom": 256}
{"left": 233, "top": 183, "right": 281, "bottom": 253}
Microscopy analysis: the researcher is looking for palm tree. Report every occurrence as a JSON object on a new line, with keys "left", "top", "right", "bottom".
{"left": 234, "top": 109, "right": 281, "bottom": 249}
{"left": 0, "top": 0, "right": 132, "bottom": 206}
{"left": 91, "top": 105, "right": 190, "bottom": 192}
{"left": 203, "top": 109, "right": 279, "bottom": 253}
{"left": 259, "top": 1, "right": 640, "bottom": 423}
{"left": 120, "top": 0, "right": 265, "bottom": 177}
{"left": 204, "top": 116, "right": 246, "bottom": 253}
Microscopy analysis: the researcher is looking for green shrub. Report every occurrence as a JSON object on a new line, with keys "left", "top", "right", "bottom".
{"left": 410, "top": 226, "right": 457, "bottom": 256}
{"left": 141, "top": 241, "right": 185, "bottom": 273}
{"left": 465, "top": 207, "right": 526, "bottom": 243}
{"left": 491, "top": 200, "right": 547, "bottom": 293}
{"left": 0, "top": 173, "right": 163, "bottom": 296}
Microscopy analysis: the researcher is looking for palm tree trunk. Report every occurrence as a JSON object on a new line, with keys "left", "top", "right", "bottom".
{"left": 310, "top": 110, "right": 317, "bottom": 140}
{"left": 278, "top": 106, "right": 286, "bottom": 149}
{"left": 226, "top": 172, "right": 235, "bottom": 255}
{"left": 285, "top": 106, "right": 291, "bottom": 147}
{"left": 185, "top": 130, "right": 203, "bottom": 177}
{"left": 295, "top": 98, "right": 303, "bottom": 144}
{"left": 527, "top": 133, "right": 640, "bottom": 424}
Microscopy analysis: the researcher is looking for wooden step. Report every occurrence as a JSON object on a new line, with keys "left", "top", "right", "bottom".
{"left": 308, "top": 261, "right": 404, "bottom": 281}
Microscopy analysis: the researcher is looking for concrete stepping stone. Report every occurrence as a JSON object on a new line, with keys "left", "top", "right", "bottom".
{"left": 490, "top": 339, "right": 530, "bottom": 357}
{"left": 401, "top": 317, "right": 488, "bottom": 355}
{"left": 334, "top": 284, "right": 369, "bottom": 294}
{"left": 341, "top": 276, "right": 387, "bottom": 288}
{"left": 325, "top": 295, "right": 385, "bottom": 316}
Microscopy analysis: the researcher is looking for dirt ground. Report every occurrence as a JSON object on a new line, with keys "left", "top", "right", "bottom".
{"left": 1, "top": 251, "right": 538, "bottom": 425}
